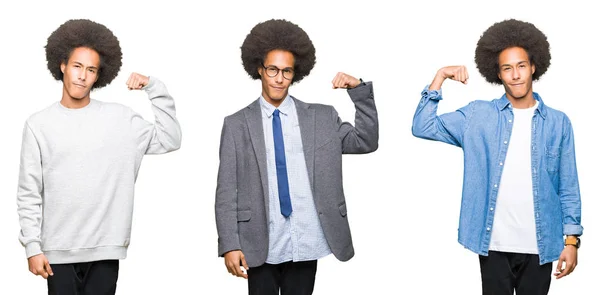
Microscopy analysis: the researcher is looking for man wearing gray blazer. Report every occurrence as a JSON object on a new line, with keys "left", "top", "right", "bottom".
{"left": 215, "top": 19, "right": 379, "bottom": 295}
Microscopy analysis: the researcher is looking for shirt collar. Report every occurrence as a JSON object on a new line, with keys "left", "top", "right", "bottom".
{"left": 260, "top": 94, "right": 293, "bottom": 118}
{"left": 496, "top": 92, "right": 547, "bottom": 119}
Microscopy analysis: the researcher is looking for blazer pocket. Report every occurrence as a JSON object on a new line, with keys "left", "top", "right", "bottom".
{"left": 237, "top": 210, "right": 252, "bottom": 222}
{"left": 338, "top": 202, "right": 347, "bottom": 217}
{"left": 545, "top": 146, "right": 560, "bottom": 173}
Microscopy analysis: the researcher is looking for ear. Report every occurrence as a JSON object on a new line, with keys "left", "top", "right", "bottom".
{"left": 531, "top": 64, "right": 536, "bottom": 75}
{"left": 257, "top": 66, "right": 263, "bottom": 77}
{"left": 60, "top": 62, "right": 66, "bottom": 74}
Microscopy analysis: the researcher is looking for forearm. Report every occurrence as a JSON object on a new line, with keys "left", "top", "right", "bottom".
{"left": 559, "top": 167, "right": 583, "bottom": 236}
{"left": 17, "top": 194, "right": 43, "bottom": 258}
{"left": 429, "top": 70, "right": 447, "bottom": 91}
{"left": 215, "top": 192, "right": 241, "bottom": 256}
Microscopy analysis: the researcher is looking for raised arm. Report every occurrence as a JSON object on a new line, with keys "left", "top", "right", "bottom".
{"left": 331, "top": 72, "right": 378, "bottom": 154}
{"left": 128, "top": 73, "right": 182, "bottom": 155}
{"left": 412, "top": 66, "right": 472, "bottom": 147}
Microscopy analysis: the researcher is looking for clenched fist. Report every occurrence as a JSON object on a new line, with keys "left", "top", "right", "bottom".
{"left": 126, "top": 72, "right": 150, "bottom": 90}
{"left": 332, "top": 72, "right": 362, "bottom": 89}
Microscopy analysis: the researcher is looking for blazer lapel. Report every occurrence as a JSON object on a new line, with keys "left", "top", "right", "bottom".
{"left": 293, "top": 97, "right": 316, "bottom": 194}
{"left": 244, "top": 99, "right": 270, "bottom": 214}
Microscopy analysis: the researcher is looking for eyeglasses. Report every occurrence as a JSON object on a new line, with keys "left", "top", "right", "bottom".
{"left": 262, "top": 64, "right": 295, "bottom": 80}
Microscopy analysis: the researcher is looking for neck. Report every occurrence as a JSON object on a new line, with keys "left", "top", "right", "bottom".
{"left": 263, "top": 94, "right": 286, "bottom": 108}
{"left": 60, "top": 91, "right": 91, "bottom": 109}
{"left": 507, "top": 94, "right": 536, "bottom": 109}
{"left": 506, "top": 84, "right": 536, "bottom": 109}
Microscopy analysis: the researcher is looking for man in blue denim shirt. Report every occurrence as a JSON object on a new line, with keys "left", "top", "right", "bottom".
{"left": 412, "top": 19, "right": 582, "bottom": 295}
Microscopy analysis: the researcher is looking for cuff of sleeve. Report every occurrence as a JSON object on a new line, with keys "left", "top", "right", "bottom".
{"left": 563, "top": 224, "right": 583, "bottom": 236}
{"left": 25, "top": 242, "right": 42, "bottom": 258}
{"left": 422, "top": 84, "right": 443, "bottom": 101}
{"left": 347, "top": 81, "right": 373, "bottom": 101}
{"left": 143, "top": 76, "right": 158, "bottom": 94}
{"left": 218, "top": 237, "right": 242, "bottom": 257}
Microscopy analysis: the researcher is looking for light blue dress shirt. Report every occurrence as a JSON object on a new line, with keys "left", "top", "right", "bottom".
{"left": 260, "top": 95, "right": 332, "bottom": 264}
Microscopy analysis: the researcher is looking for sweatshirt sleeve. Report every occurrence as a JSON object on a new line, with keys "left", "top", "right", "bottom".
{"left": 16, "top": 122, "right": 44, "bottom": 258}
{"left": 133, "top": 76, "right": 182, "bottom": 154}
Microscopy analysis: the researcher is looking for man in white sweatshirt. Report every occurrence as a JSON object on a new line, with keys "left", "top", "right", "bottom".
{"left": 16, "top": 19, "right": 182, "bottom": 294}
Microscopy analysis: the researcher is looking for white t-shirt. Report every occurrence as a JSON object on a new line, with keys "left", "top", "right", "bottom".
{"left": 489, "top": 101, "right": 539, "bottom": 254}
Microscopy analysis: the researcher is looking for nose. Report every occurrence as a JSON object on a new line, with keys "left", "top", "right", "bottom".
{"left": 78, "top": 69, "right": 86, "bottom": 81}
{"left": 274, "top": 71, "right": 284, "bottom": 83}
{"left": 511, "top": 68, "right": 520, "bottom": 80}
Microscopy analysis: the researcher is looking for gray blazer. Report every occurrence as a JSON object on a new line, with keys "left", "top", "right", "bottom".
{"left": 215, "top": 82, "right": 378, "bottom": 268}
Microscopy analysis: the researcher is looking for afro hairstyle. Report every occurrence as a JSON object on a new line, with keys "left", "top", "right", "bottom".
{"left": 241, "top": 19, "right": 316, "bottom": 84}
{"left": 475, "top": 19, "right": 551, "bottom": 84}
{"left": 45, "top": 19, "right": 122, "bottom": 89}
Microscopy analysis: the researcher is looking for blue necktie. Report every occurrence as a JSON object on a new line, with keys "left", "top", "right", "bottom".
{"left": 272, "top": 109, "right": 292, "bottom": 217}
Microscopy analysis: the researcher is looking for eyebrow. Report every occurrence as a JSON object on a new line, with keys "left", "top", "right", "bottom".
{"left": 71, "top": 61, "right": 99, "bottom": 69}
{"left": 500, "top": 60, "right": 529, "bottom": 67}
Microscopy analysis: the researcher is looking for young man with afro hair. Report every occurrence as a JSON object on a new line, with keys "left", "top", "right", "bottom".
{"left": 215, "top": 19, "right": 378, "bottom": 295}
{"left": 412, "top": 19, "right": 582, "bottom": 294}
{"left": 16, "top": 19, "right": 182, "bottom": 294}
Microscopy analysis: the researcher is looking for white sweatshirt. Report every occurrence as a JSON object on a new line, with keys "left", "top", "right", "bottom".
{"left": 17, "top": 77, "right": 182, "bottom": 264}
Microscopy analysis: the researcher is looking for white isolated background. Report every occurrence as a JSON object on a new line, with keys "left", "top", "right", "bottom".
{"left": 0, "top": 0, "right": 597, "bottom": 294}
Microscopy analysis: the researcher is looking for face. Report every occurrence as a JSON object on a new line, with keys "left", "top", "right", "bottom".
{"left": 258, "top": 49, "right": 295, "bottom": 107}
{"left": 497, "top": 46, "right": 536, "bottom": 102}
{"left": 60, "top": 47, "right": 100, "bottom": 101}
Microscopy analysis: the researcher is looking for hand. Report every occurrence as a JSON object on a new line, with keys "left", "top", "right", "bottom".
{"left": 429, "top": 65, "right": 469, "bottom": 90}
{"left": 126, "top": 73, "right": 150, "bottom": 90}
{"left": 332, "top": 72, "right": 361, "bottom": 89}
{"left": 28, "top": 254, "right": 53, "bottom": 279}
{"left": 438, "top": 66, "right": 469, "bottom": 84}
{"left": 224, "top": 250, "right": 249, "bottom": 279}
{"left": 554, "top": 245, "right": 578, "bottom": 279}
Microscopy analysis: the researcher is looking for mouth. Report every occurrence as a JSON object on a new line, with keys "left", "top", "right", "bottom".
{"left": 270, "top": 85, "right": 286, "bottom": 91}
{"left": 509, "top": 83, "right": 524, "bottom": 87}
{"left": 74, "top": 83, "right": 86, "bottom": 88}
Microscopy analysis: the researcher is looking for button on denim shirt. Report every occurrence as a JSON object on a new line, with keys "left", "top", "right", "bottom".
{"left": 412, "top": 86, "right": 583, "bottom": 264}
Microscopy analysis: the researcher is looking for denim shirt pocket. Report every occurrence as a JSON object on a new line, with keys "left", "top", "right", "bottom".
{"left": 545, "top": 146, "right": 561, "bottom": 173}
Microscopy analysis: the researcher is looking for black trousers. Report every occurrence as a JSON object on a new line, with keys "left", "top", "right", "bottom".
{"left": 47, "top": 260, "right": 119, "bottom": 295}
{"left": 248, "top": 260, "right": 318, "bottom": 295}
{"left": 479, "top": 251, "right": 552, "bottom": 295}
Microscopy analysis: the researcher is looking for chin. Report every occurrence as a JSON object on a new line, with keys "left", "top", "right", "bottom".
{"left": 73, "top": 90, "right": 91, "bottom": 99}
{"left": 513, "top": 93, "right": 529, "bottom": 100}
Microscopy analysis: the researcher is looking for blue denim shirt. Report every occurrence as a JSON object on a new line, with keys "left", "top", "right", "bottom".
{"left": 412, "top": 86, "right": 583, "bottom": 264}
